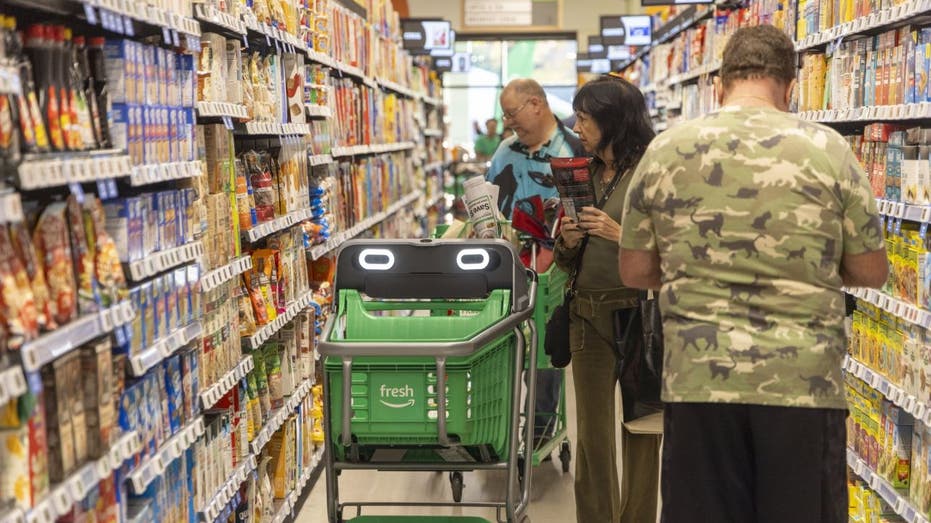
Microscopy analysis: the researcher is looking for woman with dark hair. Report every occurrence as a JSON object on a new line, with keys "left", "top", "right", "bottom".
{"left": 553, "top": 74, "right": 660, "bottom": 523}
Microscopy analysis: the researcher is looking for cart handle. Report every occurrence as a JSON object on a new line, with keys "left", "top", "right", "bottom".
{"left": 318, "top": 276, "right": 537, "bottom": 358}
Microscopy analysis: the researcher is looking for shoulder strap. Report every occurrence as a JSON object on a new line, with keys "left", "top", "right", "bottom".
{"left": 567, "top": 166, "right": 626, "bottom": 293}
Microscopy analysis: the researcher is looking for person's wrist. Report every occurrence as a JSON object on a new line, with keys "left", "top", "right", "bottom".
{"left": 559, "top": 235, "right": 579, "bottom": 249}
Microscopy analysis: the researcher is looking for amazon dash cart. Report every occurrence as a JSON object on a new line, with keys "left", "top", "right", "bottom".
{"left": 318, "top": 239, "right": 539, "bottom": 523}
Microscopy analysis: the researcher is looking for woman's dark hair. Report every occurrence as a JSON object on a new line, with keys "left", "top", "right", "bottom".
{"left": 572, "top": 75, "right": 655, "bottom": 174}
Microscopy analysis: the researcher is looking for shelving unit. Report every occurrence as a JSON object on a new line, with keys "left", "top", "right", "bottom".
{"left": 129, "top": 321, "right": 203, "bottom": 377}
{"left": 130, "top": 160, "right": 204, "bottom": 187}
{"left": 127, "top": 417, "right": 205, "bottom": 493}
{"left": 199, "top": 454, "right": 258, "bottom": 523}
{"left": 200, "top": 355, "right": 254, "bottom": 410}
{"left": 243, "top": 291, "right": 315, "bottom": 350}
{"left": 14, "top": 151, "right": 133, "bottom": 190}
{"left": 250, "top": 380, "right": 314, "bottom": 456}
{"left": 309, "top": 190, "right": 423, "bottom": 260}
{"left": 847, "top": 449, "right": 930, "bottom": 523}
{"left": 127, "top": 241, "right": 204, "bottom": 281}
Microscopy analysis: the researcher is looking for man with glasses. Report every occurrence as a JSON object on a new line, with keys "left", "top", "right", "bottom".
{"left": 487, "top": 78, "right": 584, "bottom": 449}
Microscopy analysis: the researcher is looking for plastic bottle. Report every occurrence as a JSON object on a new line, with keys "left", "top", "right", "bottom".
{"left": 0, "top": 15, "right": 19, "bottom": 161}
{"left": 9, "top": 18, "right": 47, "bottom": 153}
{"left": 462, "top": 175, "right": 499, "bottom": 239}
{"left": 72, "top": 36, "right": 101, "bottom": 149}
{"left": 52, "top": 26, "right": 78, "bottom": 150}
{"left": 24, "top": 24, "right": 65, "bottom": 151}
{"left": 86, "top": 37, "right": 110, "bottom": 148}
{"left": 65, "top": 31, "right": 95, "bottom": 150}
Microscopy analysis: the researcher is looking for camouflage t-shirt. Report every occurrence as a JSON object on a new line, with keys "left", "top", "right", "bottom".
{"left": 620, "top": 105, "right": 884, "bottom": 409}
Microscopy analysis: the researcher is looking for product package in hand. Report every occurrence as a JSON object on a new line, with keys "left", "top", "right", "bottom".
{"left": 461, "top": 175, "right": 503, "bottom": 239}
{"left": 549, "top": 157, "right": 596, "bottom": 222}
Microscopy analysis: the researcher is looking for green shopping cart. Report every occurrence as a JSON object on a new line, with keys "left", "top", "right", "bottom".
{"left": 318, "top": 239, "right": 539, "bottom": 523}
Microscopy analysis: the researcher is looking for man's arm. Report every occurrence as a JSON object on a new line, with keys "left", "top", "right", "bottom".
{"left": 619, "top": 247, "right": 662, "bottom": 290}
{"left": 840, "top": 249, "right": 888, "bottom": 288}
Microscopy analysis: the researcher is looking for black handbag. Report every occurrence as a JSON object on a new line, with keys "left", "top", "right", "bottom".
{"left": 614, "top": 291, "right": 664, "bottom": 422}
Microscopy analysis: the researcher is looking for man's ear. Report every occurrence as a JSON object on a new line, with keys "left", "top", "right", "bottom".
{"left": 713, "top": 76, "right": 724, "bottom": 106}
{"left": 784, "top": 79, "right": 798, "bottom": 110}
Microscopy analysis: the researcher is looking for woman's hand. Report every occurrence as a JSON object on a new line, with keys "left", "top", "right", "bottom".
{"left": 559, "top": 217, "right": 586, "bottom": 249}
{"left": 578, "top": 206, "right": 622, "bottom": 243}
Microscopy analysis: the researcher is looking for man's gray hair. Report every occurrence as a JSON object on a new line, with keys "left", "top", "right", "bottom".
{"left": 504, "top": 78, "right": 549, "bottom": 106}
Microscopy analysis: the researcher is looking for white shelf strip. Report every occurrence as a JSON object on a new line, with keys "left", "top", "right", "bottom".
{"left": 21, "top": 302, "right": 135, "bottom": 372}
{"left": 200, "top": 453, "right": 258, "bottom": 523}
{"left": 796, "top": 0, "right": 931, "bottom": 52}
{"left": 16, "top": 151, "right": 133, "bottom": 191}
{"left": 662, "top": 60, "right": 721, "bottom": 88}
{"left": 6, "top": 431, "right": 140, "bottom": 523}
{"left": 200, "top": 355, "right": 255, "bottom": 410}
{"left": 845, "top": 356, "right": 931, "bottom": 427}
{"left": 241, "top": 16, "right": 306, "bottom": 53}
{"left": 308, "top": 190, "right": 423, "bottom": 260}
{"left": 305, "top": 105, "right": 332, "bottom": 119}
{"left": 0, "top": 366, "right": 27, "bottom": 407}
{"left": 422, "top": 95, "right": 443, "bottom": 107}
{"left": 130, "top": 322, "right": 203, "bottom": 377}
{"left": 847, "top": 448, "right": 930, "bottom": 523}
{"left": 250, "top": 379, "right": 313, "bottom": 456}
{"left": 243, "top": 291, "right": 315, "bottom": 350}
{"left": 798, "top": 102, "right": 931, "bottom": 123}
{"left": 193, "top": 3, "right": 247, "bottom": 35}
{"left": 200, "top": 256, "right": 253, "bottom": 293}
{"left": 331, "top": 141, "right": 416, "bottom": 158}
{"left": 846, "top": 286, "right": 931, "bottom": 330}
{"left": 128, "top": 417, "right": 205, "bottom": 493}
{"left": 0, "top": 192, "right": 24, "bottom": 224}
{"left": 245, "top": 208, "right": 313, "bottom": 243}
{"left": 90, "top": 0, "right": 202, "bottom": 37}
{"left": 306, "top": 49, "right": 335, "bottom": 69}
{"left": 128, "top": 241, "right": 204, "bottom": 281}
{"left": 875, "top": 199, "right": 931, "bottom": 222}
{"left": 130, "top": 160, "right": 204, "bottom": 187}
{"left": 309, "top": 154, "right": 334, "bottom": 167}
{"left": 376, "top": 78, "right": 418, "bottom": 99}
{"left": 238, "top": 122, "right": 312, "bottom": 136}
{"left": 196, "top": 102, "right": 249, "bottom": 120}
{"left": 423, "top": 128, "right": 444, "bottom": 138}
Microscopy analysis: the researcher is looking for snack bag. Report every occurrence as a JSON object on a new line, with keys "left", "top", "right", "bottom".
{"left": 0, "top": 226, "right": 39, "bottom": 350}
{"left": 33, "top": 203, "right": 77, "bottom": 325}
{"left": 9, "top": 222, "right": 52, "bottom": 331}
{"left": 66, "top": 195, "right": 101, "bottom": 314}
{"left": 83, "top": 197, "right": 127, "bottom": 307}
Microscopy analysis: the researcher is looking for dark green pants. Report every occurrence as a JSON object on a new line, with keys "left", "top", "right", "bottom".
{"left": 570, "top": 294, "right": 661, "bottom": 523}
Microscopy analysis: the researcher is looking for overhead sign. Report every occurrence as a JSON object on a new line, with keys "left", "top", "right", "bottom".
{"left": 401, "top": 19, "right": 453, "bottom": 55}
{"left": 600, "top": 15, "right": 653, "bottom": 47}
{"left": 464, "top": 0, "right": 533, "bottom": 27}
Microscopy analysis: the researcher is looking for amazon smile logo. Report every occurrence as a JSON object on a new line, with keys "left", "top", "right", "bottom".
{"left": 379, "top": 384, "right": 416, "bottom": 408}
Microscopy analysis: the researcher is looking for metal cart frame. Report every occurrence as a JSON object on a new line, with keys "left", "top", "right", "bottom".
{"left": 318, "top": 239, "right": 539, "bottom": 523}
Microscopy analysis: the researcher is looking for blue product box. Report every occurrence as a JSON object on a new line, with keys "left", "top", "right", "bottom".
{"left": 104, "top": 39, "right": 134, "bottom": 104}
{"left": 164, "top": 355, "right": 183, "bottom": 434}
{"left": 178, "top": 54, "right": 195, "bottom": 108}
{"left": 103, "top": 197, "right": 137, "bottom": 262}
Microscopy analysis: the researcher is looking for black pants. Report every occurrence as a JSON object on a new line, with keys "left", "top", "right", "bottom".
{"left": 661, "top": 403, "right": 848, "bottom": 523}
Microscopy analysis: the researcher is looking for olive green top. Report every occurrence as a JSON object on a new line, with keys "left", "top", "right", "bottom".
{"left": 553, "top": 163, "right": 639, "bottom": 306}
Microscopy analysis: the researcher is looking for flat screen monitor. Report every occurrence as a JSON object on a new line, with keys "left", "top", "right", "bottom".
{"left": 576, "top": 52, "right": 593, "bottom": 73}
{"left": 588, "top": 35, "right": 606, "bottom": 59}
{"left": 606, "top": 45, "right": 630, "bottom": 60}
{"left": 600, "top": 15, "right": 652, "bottom": 47}
{"left": 401, "top": 19, "right": 452, "bottom": 55}
{"left": 431, "top": 30, "right": 456, "bottom": 57}
{"left": 433, "top": 56, "right": 453, "bottom": 73}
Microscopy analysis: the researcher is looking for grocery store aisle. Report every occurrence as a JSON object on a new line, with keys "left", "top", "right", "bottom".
{"left": 295, "top": 366, "right": 605, "bottom": 523}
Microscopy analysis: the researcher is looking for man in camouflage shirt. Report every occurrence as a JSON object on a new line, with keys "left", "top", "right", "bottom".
{"left": 619, "top": 26, "right": 888, "bottom": 522}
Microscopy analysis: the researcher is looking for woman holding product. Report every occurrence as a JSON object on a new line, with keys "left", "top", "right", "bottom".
{"left": 553, "top": 74, "right": 659, "bottom": 523}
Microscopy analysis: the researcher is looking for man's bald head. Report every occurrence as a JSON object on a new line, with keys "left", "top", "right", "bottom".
{"left": 502, "top": 78, "right": 548, "bottom": 107}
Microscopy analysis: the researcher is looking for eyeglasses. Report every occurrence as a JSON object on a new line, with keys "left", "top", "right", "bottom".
{"left": 502, "top": 100, "right": 530, "bottom": 121}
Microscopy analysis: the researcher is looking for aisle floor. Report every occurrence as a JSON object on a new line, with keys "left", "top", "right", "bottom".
{"left": 296, "top": 366, "right": 605, "bottom": 523}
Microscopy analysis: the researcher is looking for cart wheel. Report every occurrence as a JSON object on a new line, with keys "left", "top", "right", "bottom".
{"left": 559, "top": 441, "right": 571, "bottom": 474}
{"left": 450, "top": 471, "right": 464, "bottom": 502}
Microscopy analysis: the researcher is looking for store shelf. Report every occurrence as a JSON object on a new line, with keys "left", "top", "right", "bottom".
{"left": 196, "top": 102, "right": 250, "bottom": 120}
{"left": 237, "top": 122, "right": 312, "bottom": 136}
{"left": 847, "top": 449, "right": 929, "bottom": 523}
{"left": 241, "top": 15, "right": 305, "bottom": 53}
{"left": 93, "top": 0, "right": 201, "bottom": 37}
{"left": 127, "top": 241, "right": 204, "bottom": 281}
{"left": 243, "top": 291, "right": 315, "bottom": 350}
{"left": 0, "top": 192, "right": 24, "bottom": 224}
{"left": 305, "top": 105, "right": 332, "bottom": 119}
{"left": 3, "top": 431, "right": 140, "bottom": 523}
{"left": 662, "top": 60, "right": 721, "bottom": 88}
{"left": 331, "top": 141, "right": 416, "bottom": 158}
{"left": 306, "top": 49, "right": 336, "bottom": 69}
{"left": 875, "top": 199, "right": 931, "bottom": 222}
{"left": 20, "top": 302, "right": 134, "bottom": 372}
{"left": 127, "top": 416, "right": 205, "bottom": 493}
{"left": 846, "top": 286, "right": 931, "bottom": 330}
{"left": 308, "top": 190, "right": 422, "bottom": 260}
{"left": 199, "top": 453, "right": 258, "bottom": 523}
{"left": 200, "top": 355, "right": 254, "bottom": 410}
{"left": 130, "top": 160, "right": 204, "bottom": 187}
{"left": 798, "top": 103, "right": 931, "bottom": 123}
{"left": 796, "top": 0, "right": 931, "bottom": 51}
{"left": 193, "top": 3, "right": 246, "bottom": 35}
{"left": 309, "top": 154, "right": 334, "bottom": 167}
{"left": 422, "top": 95, "right": 443, "bottom": 107}
{"left": 327, "top": 59, "right": 377, "bottom": 88}
{"left": 244, "top": 208, "right": 313, "bottom": 243}
{"left": 200, "top": 255, "right": 253, "bottom": 293}
{"left": 129, "top": 321, "right": 203, "bottom": 377}
{"left": 0, "top": 366, "right": 28, "bottom": 406}
{"left": 423, "top": 128, "right": 444, "bottom": 138}
{"left": 376, "top": 78, "right": 418, "bottom": 99}
{"left": 14, "top": 150, "right": 133, "bottom": 191}
{"left": 423, "top": 161, "right": 445, "bottom": 172}
{"left": 845, "top": 356, "right": 931, "bottom": 427}
{"left": 250, "top": 379, "right": 313, "bottom": 455}
{"left": 617, "top": 5, "right": 713, "bottom": 71}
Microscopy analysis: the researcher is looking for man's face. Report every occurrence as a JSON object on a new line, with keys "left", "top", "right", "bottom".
{"left": 500, "top": 91, "right": 535, "bottom": 143}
